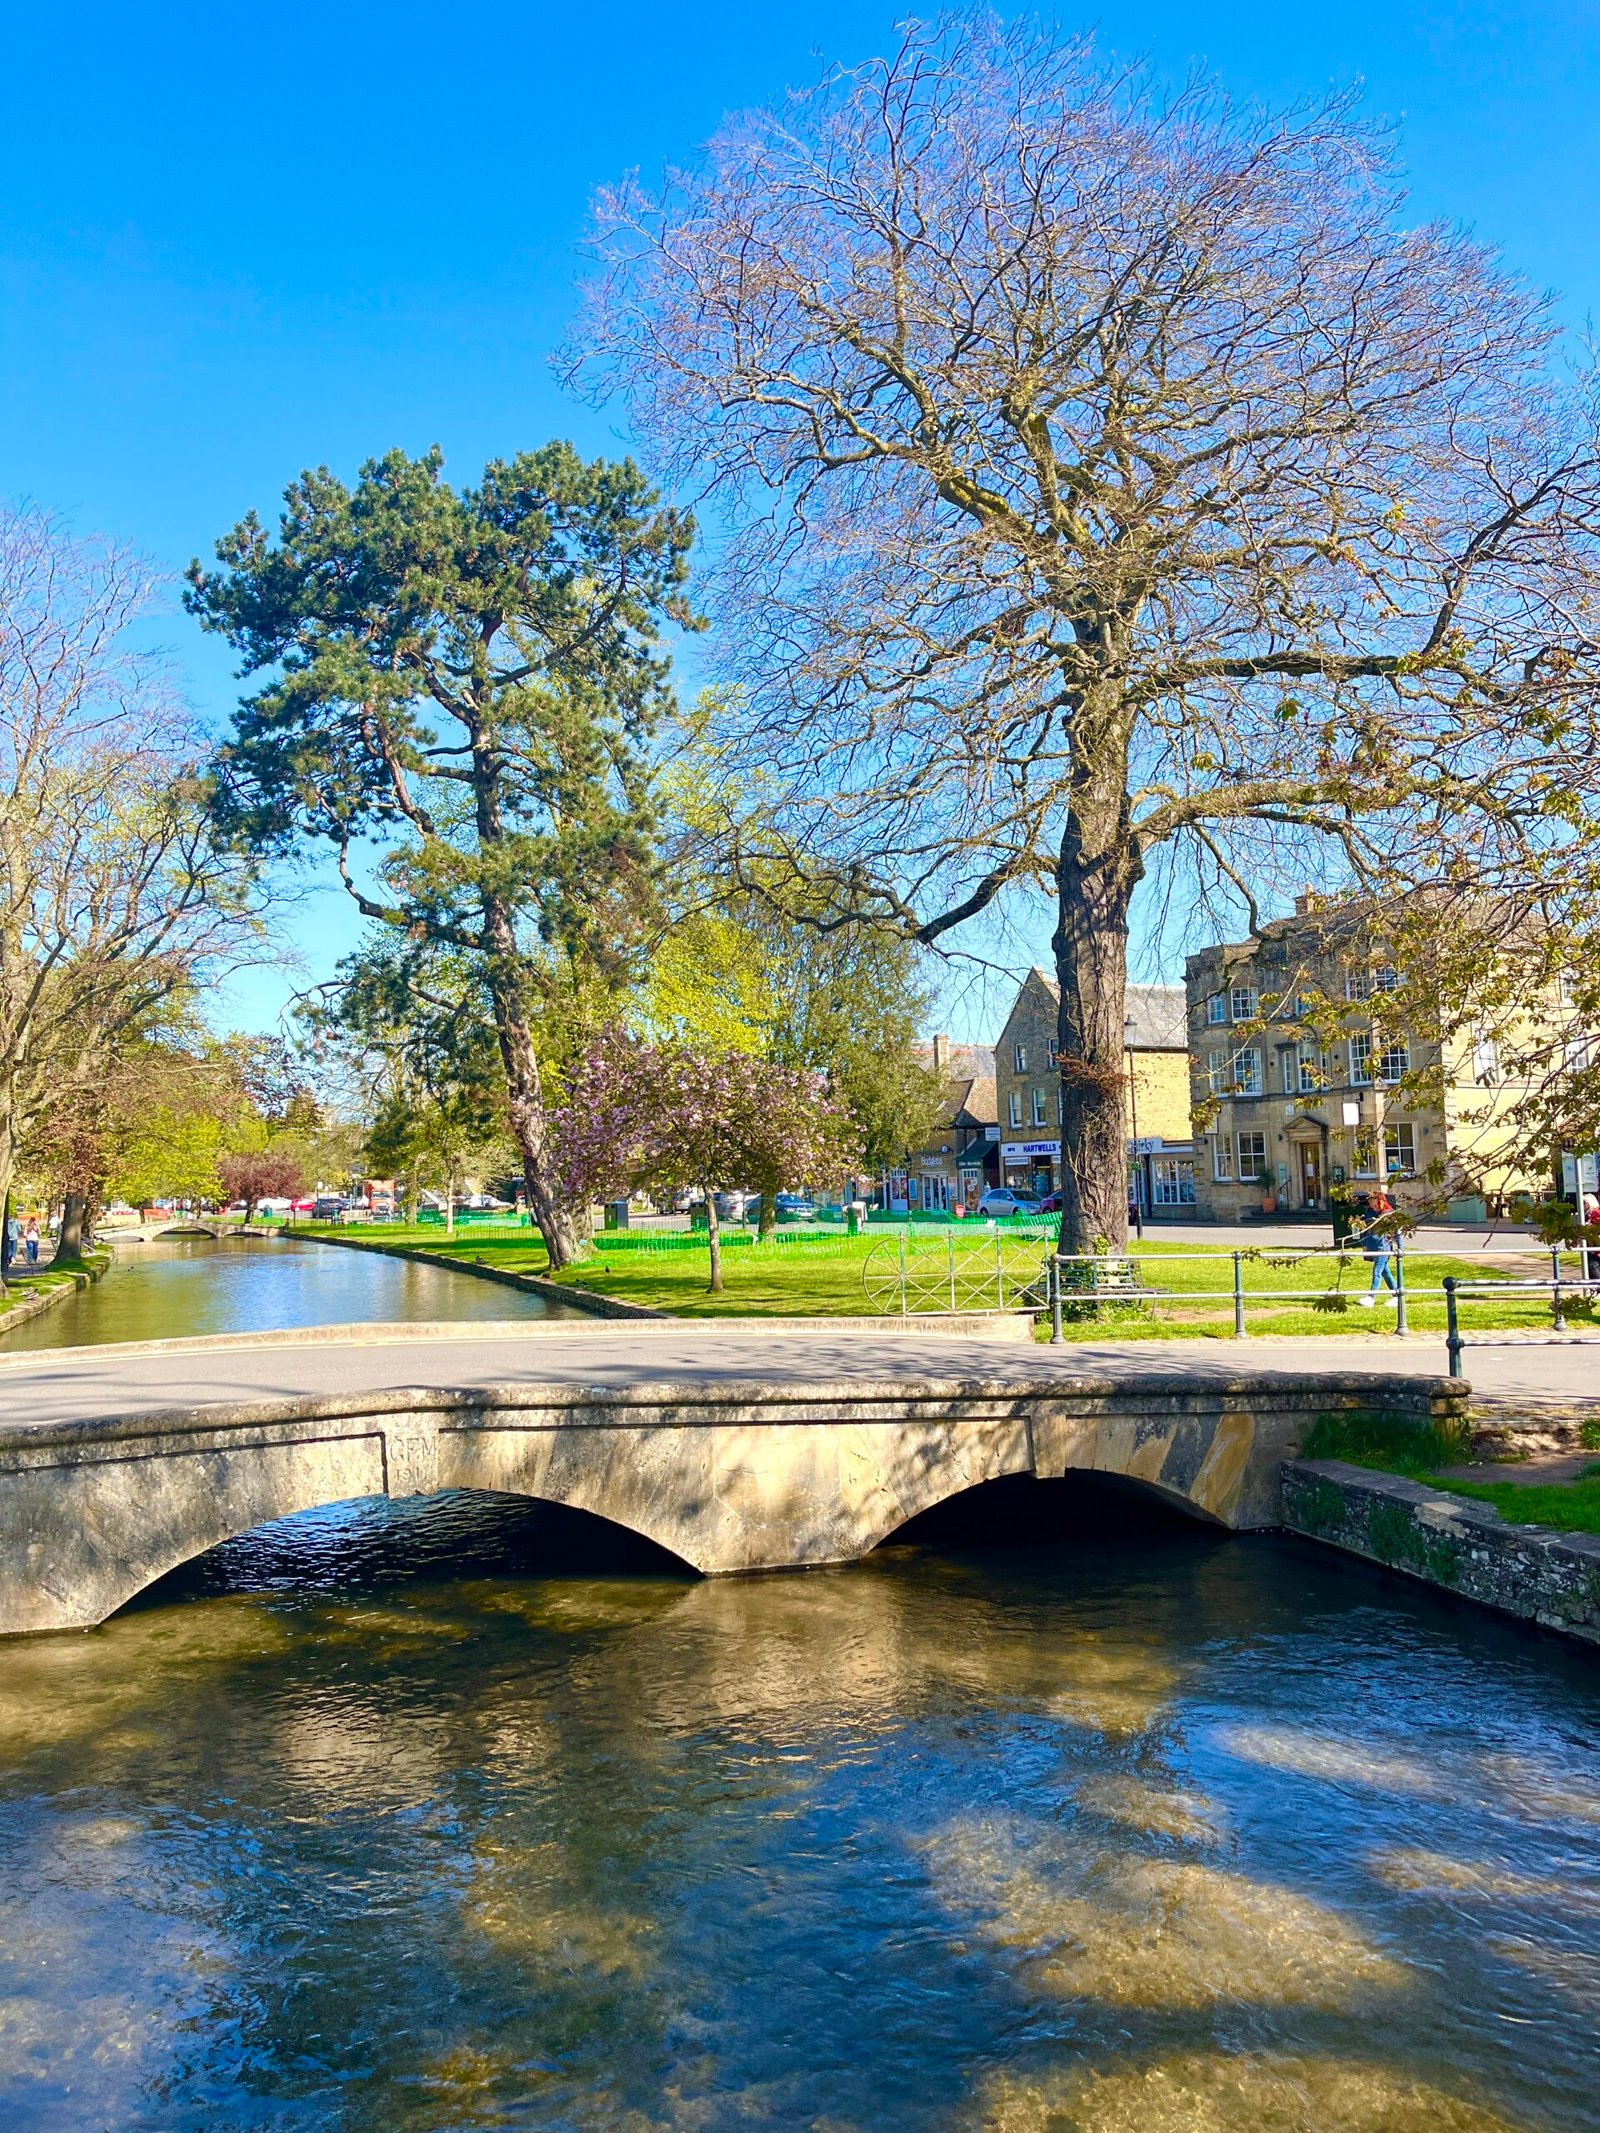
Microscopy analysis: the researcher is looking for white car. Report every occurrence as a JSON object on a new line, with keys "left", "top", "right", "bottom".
{"left": 977, "top": 1188, "right": 1043, "bottom": 1216}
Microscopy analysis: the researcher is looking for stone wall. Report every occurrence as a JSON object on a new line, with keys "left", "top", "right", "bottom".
{"left": 1283, "top": 1458, "right": 1600, "bottom": 1646}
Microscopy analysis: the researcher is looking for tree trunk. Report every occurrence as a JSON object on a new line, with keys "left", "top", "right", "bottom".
{"left": 757, "top": 1172, "right": 778, "bottom": 1238}
{"left": 0, "top": 1187, "right": 10, "bottom": 1293}
{"left": 1053, "top": 783, "right": 1142, "bottom": 1256}
{"left": 445, "top": 1172, "right": 455, "bottom": 1236}
{"left": 57, "top": 1192, "right": 87, "bottom": 1263}
{"left": 482, "top": 921, "right": 585, "bottom": 1270}
{"left": 705, "top": 1188, "right": 723, "bottom": 1292}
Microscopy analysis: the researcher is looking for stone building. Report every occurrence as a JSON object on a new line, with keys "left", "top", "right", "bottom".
{"left": 1184, "top": 899, "right": 1556, "bottom": 1223}
{"left": 992, "top": 970, "right": 1194, "bottom": 1211}
{"left": 884, "top": 1036, "right": 999, "bottom": 1213}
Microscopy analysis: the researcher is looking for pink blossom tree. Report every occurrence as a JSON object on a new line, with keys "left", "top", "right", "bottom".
{"left": 552, "top": 1030, "right": 860, "bottom": 1289}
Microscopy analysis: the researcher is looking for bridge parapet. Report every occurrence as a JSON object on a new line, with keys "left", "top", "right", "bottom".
{"left": 0, "top": 1372, "right": 1465, "bottom": 1634}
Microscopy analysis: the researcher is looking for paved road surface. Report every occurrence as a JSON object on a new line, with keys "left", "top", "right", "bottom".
{"left": 0, "top": 1316, "right": 1596, "bottom": 1425}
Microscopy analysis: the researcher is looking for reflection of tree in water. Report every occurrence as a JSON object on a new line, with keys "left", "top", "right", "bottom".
{"left": 0, "top": 1491, "right": 1595, "bottom": 2130}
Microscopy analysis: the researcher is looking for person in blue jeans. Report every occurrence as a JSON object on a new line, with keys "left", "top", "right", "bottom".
{"left": 1354, "top": 1189, "right": 1398, "bottom": 1304}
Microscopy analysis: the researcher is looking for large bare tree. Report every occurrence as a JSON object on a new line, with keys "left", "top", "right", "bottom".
{"left": 0, "top": 504, "right": 262, "bottom": 1271}
{"left": 570, "top": 14, "right": 1600, "bottom": 1248}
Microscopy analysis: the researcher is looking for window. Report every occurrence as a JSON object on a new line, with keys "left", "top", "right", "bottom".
{"left": 1353, "top": 1132, "right": 1379, "bottom": 1178}
{"left": 1384, "top": 1123, "right": 1416, "bottom": 1175}
{"left": 1297, "top": 1044, "right": 1324, "bottom": 1094}
{"left": 1206, "top": 994, "right": 1228, "bottom": 1025}
{"left": 1213, "top": 1136, "right": 1233, "bottom": 1181}
{"left": 1472, "top": 1034, "right": 1499, "bottom": 1086}
{"left": 1233, "top": 1047, "right": 1263, "bottom": 1096}
{"left": 1045, "top": 1039, "right": 1061, "bottom": 1068}
{"left": 1236, "top": 1131, "right": 1268, "bottom": 1182}
{"left": 1282, "top": 1048, "right": 1297, "bottom": 1095}
{"left": 1229, "top": 983, "right": 1258, "bottom": 1021}
{"left": 1373, "top": 965, "right": 1400, "bottom": 993}
{"left": 1012, "top": 1042, "right": 1027, "bottom": 1073}
{"left": 1378, "top": 1039, "right": 1410, "bottom": 1084}
{"left": 1152, "top": 1157, "right": 1196, "bottom": 1206}
{"left": 1349, "top": 1033, "right": 1372, "bottom": 1084}
{"left": 1207, "top": 1047, "right": 1228, "bottom": 1092}
{"left": 1345, "top": 969, "right": 1372, "bottom": 1002}
{"left": 1057, "top": 1086, "right": 1065, "bottom": 1125}
{"left": 1031, "top": 1087, "right": 1048, "bottom": 1126}
{"left": 1007, "top": 1091, "right": 1022, "bottom": 1128}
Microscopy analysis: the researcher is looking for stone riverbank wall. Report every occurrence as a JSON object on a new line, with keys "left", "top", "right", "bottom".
{"left": 1283, "top": 1458, "right": 1600, "bottom": 1647}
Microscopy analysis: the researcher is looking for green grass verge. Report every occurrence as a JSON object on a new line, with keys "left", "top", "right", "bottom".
{"left": 0, "top": 1248, "right": 110, "bottom": 1326}
{"left": 1433, "top": 1467, "right": 1600, "bottom": 1535}
{"left": 1300, "top": 1409, "right": 1600, "bottom": 1535}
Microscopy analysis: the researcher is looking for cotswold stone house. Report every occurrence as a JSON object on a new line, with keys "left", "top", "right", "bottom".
{"left": 884, "top": 1037, "right": 999, "bottom": 1213}
{"left": 993, "top": 970, "right": 1194, "bottom": 1211}
{"left": 1183, "top": 901, "right": 1555, "bottom": 1223}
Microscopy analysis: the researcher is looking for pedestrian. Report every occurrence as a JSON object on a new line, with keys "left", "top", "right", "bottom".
{"left": 1356, "top": 1186, "right": 1398, "bottom": 1306}
{"left": 23, "top": 1215, "right": 39, "bottom": 1267}
{"left": 1, "top": 1208, "right": 15, "bottom": 1275}
{"left": 1581, "top": 1186, "right": 1600, "bottom": 1290}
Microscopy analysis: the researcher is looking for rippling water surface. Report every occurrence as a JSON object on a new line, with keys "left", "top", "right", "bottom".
{"left": 1, "top": 1235, "right": 568, "bottom": 1347}
{"left": 2, "top": 1488, "right": 1597, "bottom": 2132}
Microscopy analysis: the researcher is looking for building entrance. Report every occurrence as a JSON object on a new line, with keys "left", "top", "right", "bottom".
{"left": 1296, "top": 1140, "right": 1324, "bottom": 1208}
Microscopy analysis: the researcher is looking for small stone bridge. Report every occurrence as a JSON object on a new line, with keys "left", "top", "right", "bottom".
{"left": 0, "top": 1370, "right": 1463, "bottom": 1634}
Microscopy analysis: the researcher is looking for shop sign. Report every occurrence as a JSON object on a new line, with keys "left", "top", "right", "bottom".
{"left": 1001, "top": 1139, "right": 1061, "bottom": 1162}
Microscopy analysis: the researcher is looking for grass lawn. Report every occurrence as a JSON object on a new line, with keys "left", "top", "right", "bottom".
{"left": 289, "top": 1221, "right": 1583, "bottom": 1338}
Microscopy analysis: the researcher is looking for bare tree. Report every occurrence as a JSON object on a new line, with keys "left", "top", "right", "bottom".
{"left": 570, "top": 13, "right": 1600, "bottom": 1248}
{"left": 0, "top": 503, "right": 263, "bottom": 1272}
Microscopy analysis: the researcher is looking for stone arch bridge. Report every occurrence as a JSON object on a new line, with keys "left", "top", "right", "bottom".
{"left": 0, "top": 1371, "right": 1461, "bottom": 1634}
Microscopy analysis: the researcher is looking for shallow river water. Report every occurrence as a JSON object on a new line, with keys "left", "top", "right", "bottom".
{"left": 2, "top": 1483, "right": 1597, "bottom": 2133}
{"left": 1, "top": 1235, "right": 567, "bottom": 1347}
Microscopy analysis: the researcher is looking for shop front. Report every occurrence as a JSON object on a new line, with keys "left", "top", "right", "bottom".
{"left": 1001, "top": 1137, "right": 1060, "bottom": 1199}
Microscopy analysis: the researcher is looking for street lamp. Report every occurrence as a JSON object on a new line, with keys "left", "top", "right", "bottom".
{"left": 1124, "top": 1012, "right": 1144, "bottom": 1241}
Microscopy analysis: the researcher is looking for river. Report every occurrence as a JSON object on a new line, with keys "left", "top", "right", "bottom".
{"left": 2, "top": 1476, "right": 1596, "bottom": 2133}
{"left": 1, "top": 1234, "right": 570, "bottom": 1347}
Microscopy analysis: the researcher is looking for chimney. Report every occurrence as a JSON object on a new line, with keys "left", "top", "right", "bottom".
{"left": 932, "top": 1033, "right": 951, "bottom": 1071}
{"left": 1293, "top": 887, "right": 1315, "bottom": 917}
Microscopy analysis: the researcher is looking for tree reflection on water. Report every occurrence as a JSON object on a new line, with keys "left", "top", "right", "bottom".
{"left": 0, "top": 1482, "right": 1595, "bottom": 2131}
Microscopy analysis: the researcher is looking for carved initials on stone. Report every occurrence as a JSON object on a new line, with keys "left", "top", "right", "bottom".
{"left": 383, "top": 1419, "right": 441, "bottom": 1498}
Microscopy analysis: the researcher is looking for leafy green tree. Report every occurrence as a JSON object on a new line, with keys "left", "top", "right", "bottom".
{"left": 646, "top": 878, "right": 944, "bottom": 1220}
{"left": 187, "top": 445, "right": 695, "bottom": 1267}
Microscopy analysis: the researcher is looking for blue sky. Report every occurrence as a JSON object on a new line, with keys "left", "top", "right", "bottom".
{"left": 4, "top": 2, "right": 1598, "bottom": 1038}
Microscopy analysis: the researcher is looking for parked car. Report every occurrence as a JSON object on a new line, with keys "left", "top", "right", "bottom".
{"left": 312, "top": 1196, "right": 346, "bottom": 1221}
{"left": 713, "top": 1189, "right": 752, "bottom": 1222}
{"left": 774, "top": 1192, "right": 816, "bottom": 1219}
{"left": 1038, "top": 1191, "right": 1063, "bottom": 1214}
{"left": 977, "top": 1188, "right": 1043, "bottom": 1217}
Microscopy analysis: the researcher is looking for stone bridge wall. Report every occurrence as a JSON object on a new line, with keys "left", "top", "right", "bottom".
{"left": 0, "top": 1374, "right": 1464, "bottom": 1634}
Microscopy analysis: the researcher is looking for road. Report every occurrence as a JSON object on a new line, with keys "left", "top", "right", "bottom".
{"left": 0, "top": 1315, "right": 1595, "bottom": 1425}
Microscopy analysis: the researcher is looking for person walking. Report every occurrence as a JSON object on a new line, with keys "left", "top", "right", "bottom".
{"left": 1581, "top": 1185, "right": 1600, "bottom": 1291}
{"left": 23, "top": 1215, "right": 40, "bottom": 1266}
{"left": 1355, "top": 1186, "right": 1399, "bottom": 1305}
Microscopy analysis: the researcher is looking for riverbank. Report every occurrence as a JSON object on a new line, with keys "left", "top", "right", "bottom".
{"left": 0, "top": 1250, "right": 109, "bottom": 1336}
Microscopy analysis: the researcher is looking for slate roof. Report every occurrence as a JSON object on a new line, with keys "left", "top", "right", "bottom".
{"left": 1021, "top": 970, "right": 1188, "bottom": 1052}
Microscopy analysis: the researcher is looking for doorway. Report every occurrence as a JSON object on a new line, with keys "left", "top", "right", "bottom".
{"left": 1296, "top": 1140, "right": 1323, "bottom": 1208}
